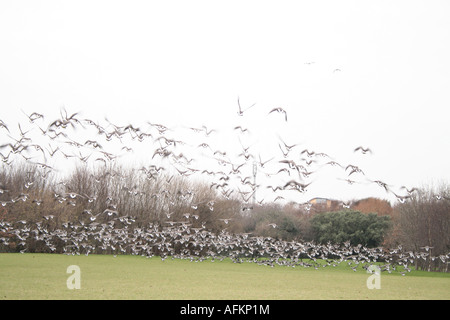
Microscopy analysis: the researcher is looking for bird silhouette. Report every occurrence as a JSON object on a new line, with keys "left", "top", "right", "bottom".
{"left": 354, "top": 146, "right": 373, "bottom": 154}
{"left": 268, "top": 107, "right": 288, "bottom": 121}
{"left": 22, "top": 110, "right": 44, "bottom": 123}
{"left": 237, "top": 97, "right": 256, "bottom": 116}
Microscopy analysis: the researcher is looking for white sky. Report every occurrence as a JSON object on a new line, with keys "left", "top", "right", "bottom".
{"left": 0, "top": 0, "right": 449, "bottom": 204}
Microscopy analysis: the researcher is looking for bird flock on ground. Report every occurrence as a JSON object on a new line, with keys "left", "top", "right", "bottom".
{"left": 0, "top": 104, "right": 449, "bottom": 274}
{"left": 1, "top": 214, "right": 448, "bottom": 274}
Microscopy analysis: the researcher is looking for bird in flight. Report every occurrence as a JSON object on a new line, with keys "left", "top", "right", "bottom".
{"left": 268, "top": 107, "right": 288, "bottom": 122}
{"left": 278, "top": 136, "right": 298, "bottom": 156}
{"left": 219, "top": 218, "right": 232, "bottom": 225}
{"left": 258, "top": 154, "right": 274, "bottom": 168}
{"left": 22, "top": 110, "right": 44, "bottom": 123}
{"left": 368, "top": 178, "right": 391, "bottom": 193}
{"left": 390, "top": 191, "right": 411, "bottom": 203}
{"left": 354, "top": 146, "right": 373, "bottom": 154}
{"left": 283, "top": 180, "right": 312, "bottom": 193}
{"left": 400, "top": 186, "right": 419, "bottom": 195}
{"left": 0, "top": 120, "right": 9, "bottom": 132}
{"left": 300, "top": 149, "right": 315, "bottom": 158}
{"left": 233, "top": 126, "right": 250, "bottom": 134}
{"left": 345, "top": 164, "right": 365, "bottom": 176}
{"left": 237, "top": 97, "right": 255, "bottom": 116}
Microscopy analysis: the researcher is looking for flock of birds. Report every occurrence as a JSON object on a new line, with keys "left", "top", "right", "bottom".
{"left": 1, "top": 214, "right": 448, "bottom": 274}
{"left": 0, "top": 104, "right": 448, "bottom": 274}
{"left": 0, "top": 104, "right": 437, "bottom": 207}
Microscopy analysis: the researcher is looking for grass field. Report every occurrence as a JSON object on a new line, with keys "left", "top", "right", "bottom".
{"left": 0, "top": 253, "right": 449, "bottom": 300}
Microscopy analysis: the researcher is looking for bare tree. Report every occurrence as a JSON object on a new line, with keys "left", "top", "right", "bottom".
{"left": 393, "top": 183, "right": 450, "bottom": 271}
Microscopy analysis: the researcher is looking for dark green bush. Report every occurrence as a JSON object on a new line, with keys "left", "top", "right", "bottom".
{"left": 311, "top": 210, "right": 391, "bottom": 247}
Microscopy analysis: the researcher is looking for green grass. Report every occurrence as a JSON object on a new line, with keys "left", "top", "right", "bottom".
{"left": 0, "top": 253, "right": 449, "bottom": 300}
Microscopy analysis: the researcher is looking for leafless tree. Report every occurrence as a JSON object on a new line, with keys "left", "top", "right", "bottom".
{"left": 393, "top": 183, "right": 449, "bottom": 271}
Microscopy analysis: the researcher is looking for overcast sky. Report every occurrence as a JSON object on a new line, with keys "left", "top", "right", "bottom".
{"left": 0, "top": 1, "right": 449, "bottom": 204}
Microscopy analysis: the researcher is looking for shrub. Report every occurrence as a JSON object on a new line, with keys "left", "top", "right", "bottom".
{"left": 310, "top": 210, "right": 391, "bottom": 247}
